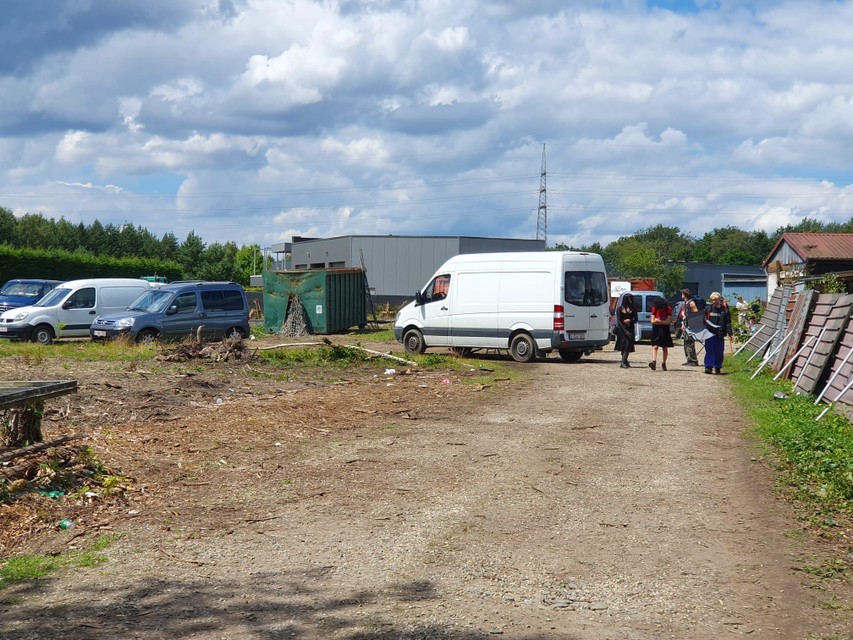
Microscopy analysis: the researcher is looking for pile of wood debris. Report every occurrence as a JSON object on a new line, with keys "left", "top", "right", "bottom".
{"left": 157, "top": 334, "right": 253, "bottom": 363}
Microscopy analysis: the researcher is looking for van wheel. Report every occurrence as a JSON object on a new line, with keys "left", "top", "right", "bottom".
{"left": 449, "top": 347, "right": 472, "bottom": 357}
{"left": 558, "top": 349, "right": 583, "bottom": 362}
{"left": 510, "top": 333, "right": 536, "bottom": 363}
{"left": 31, "top": 324, "right": 54, "bottom": 345}
{"left": 225, "top": 327, "right": 245, "bottom": 339}
{"left": 403, "top": 328, "right": 426, "bottom": 354}
{"left": 136, "top": 329, "right": 159, "bottom": 345}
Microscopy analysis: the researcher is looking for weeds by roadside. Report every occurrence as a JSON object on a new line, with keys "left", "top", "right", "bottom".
{"left": 727, "top": 353, "right": 853, "bottom": 576}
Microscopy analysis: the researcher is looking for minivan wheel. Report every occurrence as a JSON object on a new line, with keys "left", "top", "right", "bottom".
{"left": 403, "top": 328, "right": 426, "bottom": 354}
{"left": 225, "top": 327, "right": 245, "bottom": 339}
{"left": 510, "top": 333, "right": 536, "bottom": 363}
{"left": 31, "top": 324, "right": 54, "bottom": 345}
{"left": 558, "top": 349, "right": 583, "bottom": 363}
{"left": 136, "top": 329, "right": 159, "bottom": 345}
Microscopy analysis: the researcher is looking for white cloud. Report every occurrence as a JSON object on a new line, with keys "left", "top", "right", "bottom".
{"left": 1, "top": 0, "right": 853, "bottom": 249}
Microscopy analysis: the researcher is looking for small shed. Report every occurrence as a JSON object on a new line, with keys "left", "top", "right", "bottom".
{"left": 763, "top": 233, "right": 853, "bottom": 297}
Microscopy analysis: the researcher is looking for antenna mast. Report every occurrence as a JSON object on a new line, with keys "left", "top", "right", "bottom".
{"left": 536, "top": 143, "right": 547, "bottom": 244}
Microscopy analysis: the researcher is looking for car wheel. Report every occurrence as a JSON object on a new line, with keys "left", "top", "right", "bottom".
{"left": 510, "top": 333, "right": 536, "bottom": 363}
{"left": 403, "top": 328, "right": 426, "bottom": 354}
{"left": 31, "top": 324, "right": 54, "bottom": 345}
{"left": 449, "top": 347, "right": 472, "bottom": 357}
{"left": 136, "top": 329, "right": 159, "bottom": 345}
{"left": 225, "top": 326, "right": 245, "bottom": 339}
{"left": 558, "top": 349, "right": 583, "bottom": 362}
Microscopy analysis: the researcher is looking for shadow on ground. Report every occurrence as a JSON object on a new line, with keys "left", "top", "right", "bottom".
{"left": 1, "top": 569, "right": 575, "bottom": 639}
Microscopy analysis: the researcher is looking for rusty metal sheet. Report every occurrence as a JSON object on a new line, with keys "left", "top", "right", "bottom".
{"left": 772, "top": 289, "right": 815, "bottom": 377}
{"left": 792, "top": 294, "right": 853, "bottom": 394}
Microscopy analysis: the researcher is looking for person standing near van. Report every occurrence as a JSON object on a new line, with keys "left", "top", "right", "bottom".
{"left": 614, "top": 293, "right": 637, "bottom": 368}
{"left": 704, "top": 292, "right": 732, "bottom": 374}
{"left": 680, "top": 288, "right": 700, "bottom": 366}
{"left": 648, "top": 297, "right": 673, "bottom": 371}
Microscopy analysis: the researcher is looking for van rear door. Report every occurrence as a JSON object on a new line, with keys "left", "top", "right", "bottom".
{"left": 562, "top": 255, "right": 609, "bottom": 341}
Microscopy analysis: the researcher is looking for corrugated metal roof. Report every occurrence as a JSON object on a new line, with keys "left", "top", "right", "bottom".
{"left": 764, "top": 233, "right": 853, "bottom": 266}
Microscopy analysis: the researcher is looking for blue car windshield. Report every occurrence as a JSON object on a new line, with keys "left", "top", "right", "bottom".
{"left": 34, "top": 287, "right": 71, "bottom": 307}
{"left": 0, "top": 282, "right": 41, "bottom": 296}
{"left": 128, "top": 290, "right": 173, "bottom": 313}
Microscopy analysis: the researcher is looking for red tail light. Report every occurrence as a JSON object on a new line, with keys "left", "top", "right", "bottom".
{"left": 553, "top": 305, "right": 564, "bottom": 331}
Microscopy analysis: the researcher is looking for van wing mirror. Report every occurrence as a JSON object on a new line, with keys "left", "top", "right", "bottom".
{"left": 414, "top": 291, "right": 424, "bottom": 306}
{"left": 166, "top": 305, "right": 178, "bottom": 315}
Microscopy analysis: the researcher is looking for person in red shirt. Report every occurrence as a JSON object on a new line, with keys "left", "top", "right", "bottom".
{"left": 648, "top": 297, "right": 674, "bottom": 371}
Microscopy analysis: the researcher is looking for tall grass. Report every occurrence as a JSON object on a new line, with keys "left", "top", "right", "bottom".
{"left": 728, "top": 353, "right": 853, "bottom": 523}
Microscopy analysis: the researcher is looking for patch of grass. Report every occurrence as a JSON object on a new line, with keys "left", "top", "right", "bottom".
{"left": 0, "top": 339, "right": 156, "bottom": 362}
{"left": 259, "top": 345, "right": 371, "bottom": 368}
{"left": 0, "top": 534, "right": 121, "bottom": 589}
{"left": 728, "top": 355, "right": 853, "bottom": 560}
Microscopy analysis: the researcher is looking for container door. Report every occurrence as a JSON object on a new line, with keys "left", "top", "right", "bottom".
{"left": 57, "top": 287, "right": 97, "bottom": 336}
{"left": 417, "top": 274, "right": 452, "bottom": 347}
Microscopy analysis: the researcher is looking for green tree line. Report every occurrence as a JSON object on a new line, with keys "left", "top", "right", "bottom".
{"left": 554, "top": 217, "right": 853, "bottom": 296}
{"left": 0, "top": 207, "right": 270, "bottom": 285}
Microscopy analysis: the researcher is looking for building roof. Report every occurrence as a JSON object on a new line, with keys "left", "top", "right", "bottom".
{"left": 763, "top": 232, "right": 853, "bottom": 267}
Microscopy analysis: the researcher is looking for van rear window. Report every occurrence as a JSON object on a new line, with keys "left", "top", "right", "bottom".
{"left": 564, "top": 271, "right": 608, "bottom": 307}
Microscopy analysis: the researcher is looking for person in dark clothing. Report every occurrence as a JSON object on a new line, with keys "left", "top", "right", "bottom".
{"left": 614, "top": 293, "right": 637, "bottom": 368}
{"left": 680, "top": 288, "right": 700, "bottom": 366}
{"left": 648, "top": 297, "right": 674, "bottom": 371}
{"left": 704, "top": 292, "right": 732, "bottom": 374}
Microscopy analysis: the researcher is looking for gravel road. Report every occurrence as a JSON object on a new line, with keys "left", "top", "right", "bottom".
{"left": 2, "top": 341, "right": 848, "bottom": 639}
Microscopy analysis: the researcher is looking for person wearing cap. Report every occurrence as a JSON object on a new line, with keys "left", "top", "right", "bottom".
{"left": 704, "top": 292, "right": 732, "bottom": 374}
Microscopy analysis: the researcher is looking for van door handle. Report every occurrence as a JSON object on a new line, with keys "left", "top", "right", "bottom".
{"left": 441, "top": 306, "right": 448, "bottom": 311}
{"left": 89, "top": 310, "right": 96, "bottom": 315}
{"left": 590, "top": 314, "right": 598, "bottom": 318}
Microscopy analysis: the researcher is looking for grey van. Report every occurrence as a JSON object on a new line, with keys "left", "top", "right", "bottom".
{"left": 610, "top": 290, "right": 667, "bottom": 341}
{"left": 90, "top": 281, "right": 250, "bottom": 344}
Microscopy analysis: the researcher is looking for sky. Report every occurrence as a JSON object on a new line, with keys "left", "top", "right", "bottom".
{"left": 2, "top": 0, "right": 853, "bottom": 250}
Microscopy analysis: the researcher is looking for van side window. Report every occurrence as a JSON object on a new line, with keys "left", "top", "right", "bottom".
{"left": 424, "top": 274, "right": 450, "bottom": 303}
{"left": 564, "top": 272, "right": 608, "bottom": 307}
{"left": 66, "top": 287, "right": 95, "bottom": 309}
{"left": 174, "top": 292, "right": 197, "bottom": 314}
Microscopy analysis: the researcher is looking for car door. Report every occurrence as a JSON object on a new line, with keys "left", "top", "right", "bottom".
{"left": 161, "top": 291, "right": 203, "bottom": 341}
{"left": 57, "top": 287, "right": 97, "bottom": 337}
{"left": 417, "top": 274, "right": 452, "bottom": 347}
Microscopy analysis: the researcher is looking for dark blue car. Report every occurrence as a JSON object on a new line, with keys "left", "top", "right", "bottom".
{"left": 0, "top": 279, "right": 64, "bottom": 313}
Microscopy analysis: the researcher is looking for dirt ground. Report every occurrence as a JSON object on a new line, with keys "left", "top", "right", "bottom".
{"left": 1, "top": 334, "right": 851, "bottom": 639}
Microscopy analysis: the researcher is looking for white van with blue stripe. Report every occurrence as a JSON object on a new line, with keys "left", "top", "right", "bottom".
{"left": 394, "top": 251, "right": 610, "bottom": 362}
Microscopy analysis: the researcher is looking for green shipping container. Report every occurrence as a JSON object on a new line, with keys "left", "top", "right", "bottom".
{"left": 263, "top": 268, "right": 368, "bottom": 334}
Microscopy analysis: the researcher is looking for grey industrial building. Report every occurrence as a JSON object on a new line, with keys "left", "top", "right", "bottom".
{"left": 264, "top": 235, "right": 766, "bottom": 307}
{"left": 270, "top": 235, "right": 545, "bottom": 304}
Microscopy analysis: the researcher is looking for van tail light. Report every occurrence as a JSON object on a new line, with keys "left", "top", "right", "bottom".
{"left": 553, "top": 305, "right": 565, "bottom": 331}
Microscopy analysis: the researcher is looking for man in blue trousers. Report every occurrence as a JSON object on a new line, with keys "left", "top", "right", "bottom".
{"left": 704, "top": 292, "right": 732, "bottom": 374}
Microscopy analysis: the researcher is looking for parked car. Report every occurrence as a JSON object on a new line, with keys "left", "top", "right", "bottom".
{"left": 90, "top": 281, "right": 250, "bottom": 344}
{"left": 609, "top": 290, "right": 667, "bottom": 342}
{"left": 0, "top": 278, "right": 154, "bottom": 344}
{"left": 0, "top": 279, "right": 64, "bottom": 313}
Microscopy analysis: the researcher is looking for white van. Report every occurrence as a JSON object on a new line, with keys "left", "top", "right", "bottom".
{"left": 394, "top": 252, "right": 610, "bottom": 362}
{"left": 0, "top": 278, "right": 154, "bottom": 344}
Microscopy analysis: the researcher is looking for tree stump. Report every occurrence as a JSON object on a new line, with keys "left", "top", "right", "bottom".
{"left": 1, "top": 401, "right": 44, "bottom": 448}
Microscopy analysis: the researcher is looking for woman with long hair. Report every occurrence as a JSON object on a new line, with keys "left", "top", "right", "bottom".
{"left": 649, "top": 297, "right": 674, "bottom": 371}
{"left": 614, "top": 293, "right": 637, "bottom": 368}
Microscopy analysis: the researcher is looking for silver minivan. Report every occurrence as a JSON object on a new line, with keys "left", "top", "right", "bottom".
{"left": 610, "top": 290, "right": 667, "bottom": 341}
{"left": 90, "top": 281, "right": 250, "bottom": 344}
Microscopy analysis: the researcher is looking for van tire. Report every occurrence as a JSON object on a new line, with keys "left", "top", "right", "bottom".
{"left": 403, "top": 328, "right": 426, "bottom": 354}
{"left": 136, "top": 329, "right": 159, "bottom": 345}
{"left": 558, "top": 349, "right": 583, "bottom": 362}
{"left": 510, "top": 333, "right": 536, "bottom": 363}
{"left": 31, "top": 324, "right": 54, "bottom": 345}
